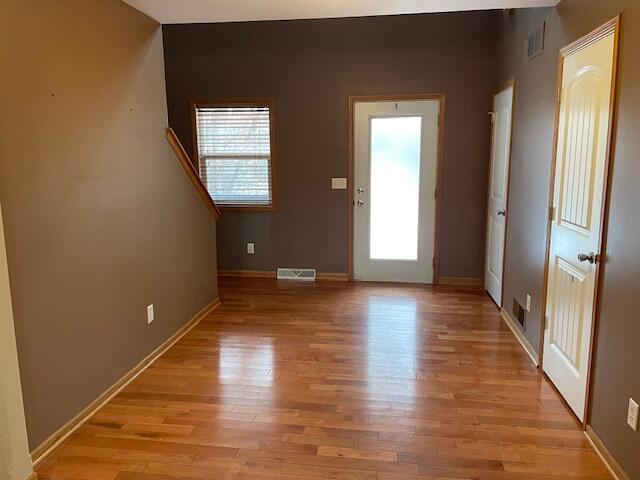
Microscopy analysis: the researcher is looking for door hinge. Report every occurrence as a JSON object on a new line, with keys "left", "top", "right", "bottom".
{"left": 548, "top": 205, "right": 556, "bottom": 221}
{"left": 545, "top": 315, "right": 550, "bottom": 330}
{"left": 488, "top": 111, "right": 496, "bottom": 124}
{"left": 432, "top": 257, "right": 435, "bottom": 268}
{"left": 434, "top": 188, "right": 437, "bottom": 199}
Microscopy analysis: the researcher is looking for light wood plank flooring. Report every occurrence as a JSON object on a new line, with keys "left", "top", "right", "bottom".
{"left": 37, "top": 278, "right": 611, "bottom": 479}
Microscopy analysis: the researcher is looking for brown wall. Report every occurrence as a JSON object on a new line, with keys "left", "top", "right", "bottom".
{"left": 0, "top": 0, "right": 218, "bottom": 449}
{"left": 162, "top": 13, "right": 498, "bottom": 277}
{"left": 496, "top": 3, "right": 640, "bottom": 477}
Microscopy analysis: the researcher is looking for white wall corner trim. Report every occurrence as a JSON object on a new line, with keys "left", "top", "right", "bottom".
{"left": 0, "top": 203, "right": 34, "bottom": 480}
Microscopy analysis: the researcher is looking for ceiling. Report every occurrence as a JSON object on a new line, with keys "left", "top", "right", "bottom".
{"left": 122, "top": 0, "right": 560, "bottom": 24}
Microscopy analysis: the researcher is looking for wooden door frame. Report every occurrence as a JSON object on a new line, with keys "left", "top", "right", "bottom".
{"left": 538, "top": 16, "right": 621, "bottom": 426}
{"left": 484, "top": 79, "right": 517, "bottom": 308}
{"left": 347, "top": 94, "right": 446, "bottom": 283}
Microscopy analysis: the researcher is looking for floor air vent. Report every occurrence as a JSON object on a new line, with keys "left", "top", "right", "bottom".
{"left": 513, "top": 299, "right": 526, "bottom": 327}
{"left": 277, "top": 268, "right": 316, "bottom": 281}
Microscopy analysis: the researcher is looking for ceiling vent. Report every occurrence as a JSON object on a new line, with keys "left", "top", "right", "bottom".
{"left": 527, "top": 21, "right": 546, "bottom": 60}
{"left": 277, "top": 268, "right": 316, "bottom": 281}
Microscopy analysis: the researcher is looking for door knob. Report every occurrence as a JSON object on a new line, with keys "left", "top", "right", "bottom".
{"left": 497, "top": 209, "right": 506, "bottom": 216}
{"left": 577, "top": 252, "right": 597, "bottom": 264}
{"left": 356, "top": 200, "right": 365, "bottom": 207}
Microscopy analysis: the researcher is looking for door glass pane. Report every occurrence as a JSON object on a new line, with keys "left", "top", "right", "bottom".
{"left": 370, "top": 116, "right": 422, "bottom": 260}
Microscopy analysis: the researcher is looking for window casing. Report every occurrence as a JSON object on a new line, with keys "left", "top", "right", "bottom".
{"left": 193, "top": 100, "right": 275, "bottom": 209}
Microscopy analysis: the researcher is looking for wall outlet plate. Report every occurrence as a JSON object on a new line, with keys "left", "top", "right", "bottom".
{"left": 628, "top": 398, "right": 639, "bottom": 432}
{"left": 147, "top": 304, "right": 154, "bottom": 324}
{"left": 525, "top": 294, "right": 532, "bottom": 312}
{"left": 247, "top": 242, "right": 255, "bottom": 255}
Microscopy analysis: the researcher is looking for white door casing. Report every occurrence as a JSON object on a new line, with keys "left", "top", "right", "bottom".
{"left": 485, "top": 85, "right": 514, "bottom": 306}
{"left": 543, "top": 30, "right": 616, "bottom": 422}
{"left": 353, "top": 100, "right": 440, "bottom": 283}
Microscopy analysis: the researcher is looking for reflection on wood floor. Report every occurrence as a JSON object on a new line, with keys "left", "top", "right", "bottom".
{"left": 37, "top": 277, "right": 611, "bottom": 479}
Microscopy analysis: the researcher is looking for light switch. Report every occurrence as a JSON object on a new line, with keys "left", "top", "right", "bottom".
{"left": 332, "top": 178, "right": 347, "bottom": 190}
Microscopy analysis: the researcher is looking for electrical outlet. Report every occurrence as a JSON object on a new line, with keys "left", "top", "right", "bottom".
{"left": 525, "top": 294, "right": 532, "bottom": 312}
{"left": 628, "top": 398, "right": 639, "bottom": 432}
{"left": 247, "top": 242, "right": 255, "bottom": 255}
{"left": 147, "top": 304, "right": 154, "bottom": 324}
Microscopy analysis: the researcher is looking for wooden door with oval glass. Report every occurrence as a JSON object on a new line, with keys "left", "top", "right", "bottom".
{"left": 543, "top": 21, "right": 618, "bottom": 422}
{"left": 353, "top": 99, "right": 440, "bottom": 283}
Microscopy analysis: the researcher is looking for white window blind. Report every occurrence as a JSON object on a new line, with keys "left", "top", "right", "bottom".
{"left": 195, "top": 105, "right": 272, "bottom": 206}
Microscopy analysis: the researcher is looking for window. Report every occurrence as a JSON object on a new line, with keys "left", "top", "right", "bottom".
{"left": 193, "top": 100, "right": 275, "bottom": 209}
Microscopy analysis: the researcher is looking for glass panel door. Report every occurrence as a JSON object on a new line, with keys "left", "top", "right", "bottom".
{"left": 369, "top": 117, "right": 422, "bottom": 260}
{"left": 353, "top": 99, "right": 440, "bottom": 284}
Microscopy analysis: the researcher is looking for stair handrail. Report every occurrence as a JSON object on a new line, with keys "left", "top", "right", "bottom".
{"left": 165, "top": 127, "right": 221, "bottom": 219}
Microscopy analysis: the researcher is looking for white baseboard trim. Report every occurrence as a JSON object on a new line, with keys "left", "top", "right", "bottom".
{"left": 499, "top": 307, "right": 539, "bottom": 367}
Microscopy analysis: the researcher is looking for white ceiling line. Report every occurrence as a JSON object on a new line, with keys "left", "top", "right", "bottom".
{"left": 122, "top": 0, "right": 560, "bottom": 25}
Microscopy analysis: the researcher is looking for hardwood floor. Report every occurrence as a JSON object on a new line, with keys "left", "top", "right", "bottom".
{"left": 37, "top": 278, "right": 611, "bottom": 480}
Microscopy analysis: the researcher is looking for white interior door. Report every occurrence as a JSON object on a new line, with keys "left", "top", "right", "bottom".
{"left": 353, "top": 100, "right": 439, "bottom": 283}
{"left": 485, "top": 85, "right": 514, "bottom": 306}
{"left": 543, "top": 30, "right": 616, "bottom": 422}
